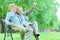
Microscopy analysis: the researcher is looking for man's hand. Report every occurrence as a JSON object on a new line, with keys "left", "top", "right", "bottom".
{"left": 23, "top": 24, "right": 27, "bottom": 27}
{"left": 33, "top": 2, "right": 36, "bottom": 7}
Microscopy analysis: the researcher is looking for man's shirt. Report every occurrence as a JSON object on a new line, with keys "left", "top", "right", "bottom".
{"left": 19, "top": 13, "right": 30, "bottom": 24}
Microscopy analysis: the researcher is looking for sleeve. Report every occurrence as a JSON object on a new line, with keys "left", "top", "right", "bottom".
{"left": 5, "top": 12, "right": 12, "bottom": 25}
{"left": 25, "top": 6, "right": 36, "bottom": 16}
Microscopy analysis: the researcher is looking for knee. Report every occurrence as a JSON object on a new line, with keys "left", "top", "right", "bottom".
{"left": 33, "top": 21, "right": 38, "bottom": 27}
{"left": 21, "top": 28, "right": 26, "bottom": 33}
{"left": 29, "top": 28, "right": 33, "bottom": 32}
{"left": 33, "top": 21, "right": 38, "bottom": 24}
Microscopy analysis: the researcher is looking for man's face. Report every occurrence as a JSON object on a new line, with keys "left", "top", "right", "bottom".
{"left": 10, "top": 6, "right": 16, "bottom": 12}
{"left": 17, "top": 7, "right": 23, "bottom": 15}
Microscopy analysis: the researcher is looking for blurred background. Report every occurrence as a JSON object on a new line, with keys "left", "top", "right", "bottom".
{"left": 0, "top": 0, "right": 60, "bottom": 32}
{"left": 0, "top": 0, "right": 60, "bottom": 40}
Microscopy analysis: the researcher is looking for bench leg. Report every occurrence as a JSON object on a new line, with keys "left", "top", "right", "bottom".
{"left": 10, "top": 30, "right": 13, "bottom": 40}
{"left": 4, "top": 28, "right": 6, "bottom": 40}
{"left": 4, "top": 32, "right": 6, "bottom": 40}
{"left": 4, "top": 29, "right": 13, "bottom": 40}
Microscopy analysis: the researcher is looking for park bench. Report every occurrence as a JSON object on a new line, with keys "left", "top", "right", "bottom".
{"left": 2, "top": 19, "right": 14, "bottom": 40}
{"left": 2, "top": 19, "right": 40, "bottom": 40}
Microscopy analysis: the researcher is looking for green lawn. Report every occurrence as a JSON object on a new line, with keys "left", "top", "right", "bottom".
{"left": 0, "top": 32, "right": 60, "bottom": 40}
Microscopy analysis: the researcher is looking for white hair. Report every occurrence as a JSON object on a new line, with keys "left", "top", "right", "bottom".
{"left": 9, "top": 3, "right": 16, "bottom": 10}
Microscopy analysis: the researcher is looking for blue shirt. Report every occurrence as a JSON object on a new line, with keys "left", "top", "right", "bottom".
{"left": 19, "top": 13, "right": 30, "bottom": 24}
{"left": 5, "top": 12, "right": 30, "bottom": 25}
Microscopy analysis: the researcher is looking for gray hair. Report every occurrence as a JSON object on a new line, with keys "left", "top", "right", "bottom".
{"left": 9, "top": 3, "right": 16, "bottom": 10}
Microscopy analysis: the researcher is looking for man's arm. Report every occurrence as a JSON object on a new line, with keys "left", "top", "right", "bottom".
{"left": 25, "top": 2, "right": 36, "bottom": 16}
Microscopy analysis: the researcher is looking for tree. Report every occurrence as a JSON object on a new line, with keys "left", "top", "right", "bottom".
{"left": 0, "top": 0, "right": 58, "bottom": 30}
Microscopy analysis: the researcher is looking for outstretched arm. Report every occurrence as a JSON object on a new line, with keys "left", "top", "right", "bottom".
{"left": 25, "top": 2, "right": 36, "bottom": 16}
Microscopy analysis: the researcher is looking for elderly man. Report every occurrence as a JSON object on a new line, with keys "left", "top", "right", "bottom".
{"left": 16, "top": 2, "right": 40, "bottom": 40}
{"left": 5, "top": 3, "right": 33, "bottom": 40}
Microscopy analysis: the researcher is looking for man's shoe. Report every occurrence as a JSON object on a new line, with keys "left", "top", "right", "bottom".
{"left": 35, "top": 34, "right": 40, "bottom": 37}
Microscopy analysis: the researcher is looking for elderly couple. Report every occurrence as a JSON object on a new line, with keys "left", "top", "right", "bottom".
{"left": 5, "top": 2, "right": 40, "bottom": 40}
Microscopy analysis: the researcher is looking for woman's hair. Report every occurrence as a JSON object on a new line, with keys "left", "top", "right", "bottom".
{"left": 9, "top": 3, "right": 16, "bottom": 10}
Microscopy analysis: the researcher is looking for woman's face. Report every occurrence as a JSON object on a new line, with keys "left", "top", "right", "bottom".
{"left": 10, "top": 6, "right": 17, "bottom": 12}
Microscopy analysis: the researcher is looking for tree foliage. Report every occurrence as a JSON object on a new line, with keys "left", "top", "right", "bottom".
{"left": 0, "top": 0, "right": 58, "bottom": 30}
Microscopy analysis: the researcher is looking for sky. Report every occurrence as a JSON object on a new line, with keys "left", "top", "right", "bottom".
{"left": 57, "top": 0, "right": 60, "bottom": 4}
{"left": 56, "top": 0, "right": 60, "bottom": 20}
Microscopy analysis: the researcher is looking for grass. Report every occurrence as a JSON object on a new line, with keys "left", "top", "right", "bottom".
{"left": 0, "top": 32, "right": 60, "bottom": 40}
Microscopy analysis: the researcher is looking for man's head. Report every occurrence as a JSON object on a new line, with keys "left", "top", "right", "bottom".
{"left": 9, "top": 3, "right": 17, "bottom": 12}
{"left": 16, "top": 6, "right": 23, "bottom": 15}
